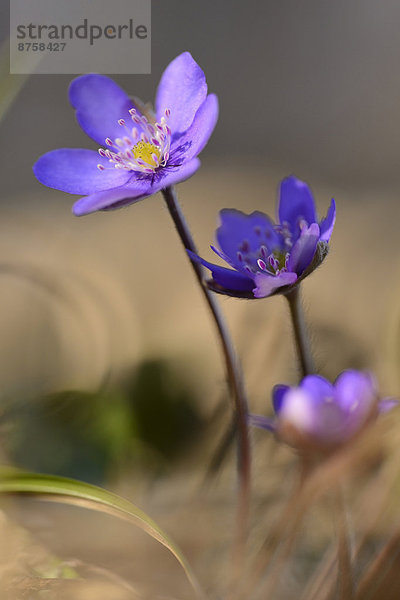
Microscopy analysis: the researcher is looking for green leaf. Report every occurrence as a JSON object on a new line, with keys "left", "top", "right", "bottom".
{"left": 0, "top": 467, "right": 205, "bottom": 599}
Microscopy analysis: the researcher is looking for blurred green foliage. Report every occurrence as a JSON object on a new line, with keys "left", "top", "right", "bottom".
{"left": 3, "top": 359, "right": 203, "bottom": 482}
{"left": 123, "top": 359, "right": 203, "bottom": 461}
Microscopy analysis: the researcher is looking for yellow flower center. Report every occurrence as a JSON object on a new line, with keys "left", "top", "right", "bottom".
{"left": 132, "top": 141, "right": 161, "bottom": 168}
{"left": 273, "top": 250, "right": 289, "bottom": 271}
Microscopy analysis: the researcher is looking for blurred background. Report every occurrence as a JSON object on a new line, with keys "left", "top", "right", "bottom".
{"left": 1, "top": 1, "right": 400, "bottom": 598}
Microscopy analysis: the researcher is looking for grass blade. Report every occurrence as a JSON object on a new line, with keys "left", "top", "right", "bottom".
{"left": 0, "top": 467, "right": 205, "bottom": 599}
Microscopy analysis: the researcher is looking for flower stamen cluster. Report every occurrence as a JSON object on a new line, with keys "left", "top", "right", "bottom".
{"left": 97, "top": 108, "right": 172, "bottom": 174}
{"left": 234, "top": 229, "right": 291, "bottom": 278}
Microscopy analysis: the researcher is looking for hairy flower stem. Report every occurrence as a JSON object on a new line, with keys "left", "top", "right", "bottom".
{"left": 162, "top": 185, "right": 251, "bottom": 566}
{"left": 285, "top": 286, "right": 315, "bottom": 377}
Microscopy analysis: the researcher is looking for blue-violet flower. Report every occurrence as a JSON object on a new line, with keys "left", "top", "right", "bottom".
{"left": 250, "top": 371, "right": 396, "bottom": 452}
{"left": 34, "top": 52, "right": 218, "bottom": 216}
{"left": 188, "top": 176, "right": 335, "bottom": 298}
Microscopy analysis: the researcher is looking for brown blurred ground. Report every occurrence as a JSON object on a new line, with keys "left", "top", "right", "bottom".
{"left": 1, "top": 165, "right": 400, "bottom": 599}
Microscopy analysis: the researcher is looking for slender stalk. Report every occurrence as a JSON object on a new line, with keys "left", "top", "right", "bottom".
{"left": 285, "top": 286, "right": 315, "bottom": 377}
{"left": 243, "top": 457, "right": 311, "bottom": 599}
{"left": 355, "top": 531, "right": 400, "bottom": 600}
{"left": 333, "top": 486, "right": 354, "bottom": 600}
{"left": 161, "top": 185, "right": 251, "bottom": 567}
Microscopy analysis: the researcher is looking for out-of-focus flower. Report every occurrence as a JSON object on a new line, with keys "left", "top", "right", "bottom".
{"left": 250, "top": 370, "right": 396, "bottom": 452}
{"left": 34, "top": 52, "right": 218, "bottom": 216}
{"left": 188, "top": 176, "right": 335, "bottom": 298}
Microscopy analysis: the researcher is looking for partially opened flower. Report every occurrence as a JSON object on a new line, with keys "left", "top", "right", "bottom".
{"left": 188, "top": 176, "right": 335, "bottom": 299}
{"left": 34, "top": 52, "right": 218, "bottom": 216}
{"left": 250, "top": 371, "right": 396, "bottom": 453}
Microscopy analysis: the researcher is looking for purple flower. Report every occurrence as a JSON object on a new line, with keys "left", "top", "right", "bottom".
{"left": 33, "top": 52, "right": 219, "bottom": 216}
{"left": 250, "top": 371, "right": 396, "bottom": 452}
{"left": 188, "top": 176, "right": 335, "bottom": 299}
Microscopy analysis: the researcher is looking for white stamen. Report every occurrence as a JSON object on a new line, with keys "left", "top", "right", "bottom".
{"left": 257, "top": 259, "right": 267, "bottom": 271}
{"left": 97, "top": 106, "right": 172, "bottom": 174}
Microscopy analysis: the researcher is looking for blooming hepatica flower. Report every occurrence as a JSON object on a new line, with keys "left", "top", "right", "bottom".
{"left": 188, "top": 176, "right": 335, "bottom": 299}
{"left": 33, "top": 52, "right": 218, "bottom": 216}
{"left": 250, "top": 371, "right": 396, "bottom": 452}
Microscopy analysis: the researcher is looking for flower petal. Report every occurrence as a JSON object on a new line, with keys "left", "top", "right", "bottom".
{"left": 272, "top": 384, "right": 290, "bottom": 414}
{"left": 253, "top": 271, "right": 297, "bottom": 298}
{"left": 211, "top": 244, "right": 235, "bottom": 265}
{"left": 216, "top": 209, "right": 279, "bottom": 271}
{"left": 378, "top": 397, "right": 398, "bottom": 413}
{"left": 248, "top": 414, "right": 276, "bottom": 432}
{"left": 123, "top": 157, "right": 202, "bottom": 193}
{"left": 287, "top": 223, "right": 320, "bottom": 275}
{"left": 290, "top": 377, "right": 341, "bottom": 442}
{"left": 329, "top": 370, "right": 377, "bottom": 441}
{"left": 33, "top": 148, "right": 131, "bottom": 194}
{"left": 278, "top": 176, "right": 317, "bottom": 239}
{"left": 278, "top": 388, "right": 318, "bottom": 435}
{"left": 319, "top": 198, "right": 336, "bottom": 242}
{"left": 334, "top": 370, "right": 377, "bottom": 415}
{"left": 170, "top": 94, "right": 219, "bottom": 163}
{"left": 155, "top": 52, "right": 208, "bottom": 133}
{"left": 187, "top": 251, "right": 255, "bottom": 292}
{"left": 73, "top": 187, "right": 143, "bottom": 216}
{"left": 69, "top": 74, "right": 137, "bottom": 146}
{"left": 300, "top": 375, "right": 335, "bottom": 404}
{"left": 73, "top": 159, "right": 201, "bottom": 215}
